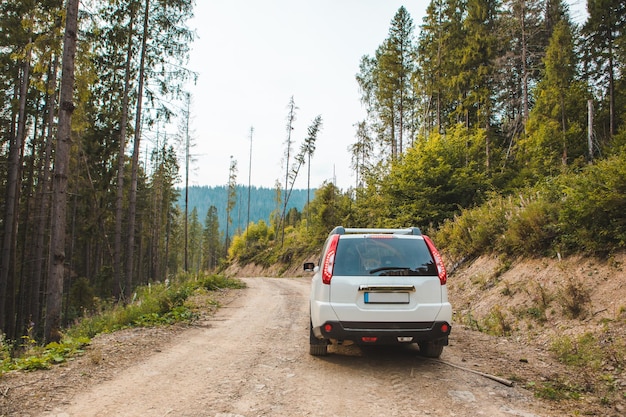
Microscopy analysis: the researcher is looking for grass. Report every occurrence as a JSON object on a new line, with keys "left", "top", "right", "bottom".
{"left": 1, "top": 272, "right": 244, "bottom": 375}
{"left": 482, "top": 305, "right": 513, "bottom": 336}
{"left": 550, "top": 333, "right": 603, "bottom": 369}
{"left": 528, "top": 378, "right": 585, "bottom": 401}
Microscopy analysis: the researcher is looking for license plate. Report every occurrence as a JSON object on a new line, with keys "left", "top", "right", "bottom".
{"left": 364, "top": 292, "right": 410, "bottom": 304}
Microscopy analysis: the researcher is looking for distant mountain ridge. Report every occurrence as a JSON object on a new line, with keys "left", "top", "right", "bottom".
{"left": 176, "top": 185, "right": 312, "bottom": 234}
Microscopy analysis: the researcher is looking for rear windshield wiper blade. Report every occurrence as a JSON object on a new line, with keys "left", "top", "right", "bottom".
{"left": 369, "top": 266, "right": 412, "bottom": 274}
{"left": 368, "top": 266, "right": 433, "bottom": 276}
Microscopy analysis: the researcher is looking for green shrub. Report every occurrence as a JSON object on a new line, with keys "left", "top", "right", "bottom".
{"left": 558, "top": 278, "right": 591, "bottom": 319}
{"left": 229, "top": 220, "right": 275, "bottom": 263}
{"left": 482, "top": 305, "right": 513, "bottom": 336}
{"left": 198, "top": 274, "right": 245, "bottom": 291}
{"left": 500, "top": 198, "right": 559, "bottom": 256}
{"left": 550, "top": 333, "right": 602, "bottom": 369}
{"left": 556, "top": 154, "right": 626, "bottom": 254}
{"left": 2, "top": 337, "right": 90, "bottom": 373}
{"left": 434, "top": 196, "right": 509, "bottom": 261}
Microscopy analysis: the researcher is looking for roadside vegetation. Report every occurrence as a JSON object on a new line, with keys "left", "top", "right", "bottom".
{"left": 435, "top": 149, "right": 626, "bottom": 262}
{"left": 0, "top": 273, "right": 243, "bottom": 375}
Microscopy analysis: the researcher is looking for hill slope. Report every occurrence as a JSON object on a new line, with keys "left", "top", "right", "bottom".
{"left": 447, "top": 253, "right": 626, "bottom": 414}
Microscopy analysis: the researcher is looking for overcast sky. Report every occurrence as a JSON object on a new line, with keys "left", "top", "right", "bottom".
{"left": 182, "top": 0, "right": 587, "bottom": 190}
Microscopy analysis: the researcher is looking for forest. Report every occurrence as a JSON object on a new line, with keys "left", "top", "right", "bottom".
{"left": 181, "top": 185, "right": 311, "bottom": 238}
{"left": 0, "top": 0, "right": 625, "bottom": 347}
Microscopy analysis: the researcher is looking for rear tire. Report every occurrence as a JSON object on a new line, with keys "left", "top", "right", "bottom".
{"left": 309, "top": 319, "right": 328, "bottom": 356}
{"left": 418, "top": 341, "right": 444, "bottom": 358}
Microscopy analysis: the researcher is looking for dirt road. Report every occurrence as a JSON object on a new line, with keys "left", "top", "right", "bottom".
{"left": 31, "top": 277, "right": 552, "bottom": 416}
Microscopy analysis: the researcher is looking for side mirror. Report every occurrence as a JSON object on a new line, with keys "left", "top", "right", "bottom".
{"left": 303, "top": 262, "right": 316, "bottom": 272}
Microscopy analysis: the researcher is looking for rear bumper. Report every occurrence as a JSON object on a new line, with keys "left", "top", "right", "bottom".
{"left": 315, "top": 320, "right": 451, "bottom": 345}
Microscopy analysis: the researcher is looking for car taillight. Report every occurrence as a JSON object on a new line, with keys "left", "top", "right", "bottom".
{"left": 322, "top": 234, "right": 340, "bottom": 284}
{"left": 423, "top": 235, "right": 447, "bottom": 285}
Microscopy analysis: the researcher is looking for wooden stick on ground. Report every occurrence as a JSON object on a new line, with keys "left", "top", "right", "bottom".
{"left": 430, "top": 358, "right": 515, "bottom": 387}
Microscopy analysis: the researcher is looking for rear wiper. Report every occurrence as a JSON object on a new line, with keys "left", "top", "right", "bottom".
{"left": 368, "top": 266, "right": 431, "bottom": 275}
{"left": 369, "top": 266, "right": 412, "bottom": 274}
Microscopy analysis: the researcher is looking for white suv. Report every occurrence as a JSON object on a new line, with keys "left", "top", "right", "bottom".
{"left": 304, "top": 227, "right": 451, "bottom": 357}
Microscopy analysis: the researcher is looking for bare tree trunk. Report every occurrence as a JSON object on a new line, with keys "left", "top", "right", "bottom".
{"left": 17, "top": 97, "right": 42, "bottom": 339}
{"left": 521, "top": 3, "right": 529, "bottom": 127}
{"left": 390, "top": 112, "right": 397, "bottom": 160}
{"left": 45, "top": 0, "right": 79, "bottom": 343}
{"left": 0, "top": 34, "right": 32, "bottom": 338}
{"left": 151, "top": 140, "right": 163, "bottom": 281}
{"left": 607, "top": 46, "right": 615, "bottom": 138}
{"left": 114, "top": 9, "right": 136, "bottom": 300}
{"left": 561, "top": 95, "right": 567, "bottom": 166}
{"left": 280, "top": 97, "right": 296, "bottom": 246}
{"left": 126, "top": 0, "right": 150, "bottom": 300}
{"left": 30, "top": 54, "right": 58, "bottom": 336}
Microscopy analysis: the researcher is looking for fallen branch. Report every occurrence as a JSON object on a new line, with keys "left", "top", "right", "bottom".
{"left": 431, "top": 358, "right": 515, "bottom": 387}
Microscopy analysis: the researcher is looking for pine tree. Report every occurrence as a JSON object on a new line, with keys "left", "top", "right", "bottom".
{"left": 280, "top": 97, "right": 297, "bottom": 245}
{"left": 357, "top": 7, "right": 416, "bottom": 161}
{"left": 521, "top": 16, "right": 588, "bottom": 178}
{"left": 349, "top": 121, "right": 374, "bottom": 189}
{"left": 202, "top": 206, "right": 221, "bottom": 271}
{"left": 387, "top": 6, "right": 416, "bottom": 154}
{"left": 460, "top": 0, "right": 499, "bottom": 170}
{"left": 188, "top": 207, "right": 203, "bottom": 273}
{"left": 416, "top": 0, "right": 466, "bottom": 134}
{"left": 225, "top": 157, "right": 238, "bottom": 255}
{"left": 496, "top": 0, "right": 544, "bottom": 139}
{"left": 287, "top": 115, "right": 322, "bottom": 227}
{"left": 45, "top": 0, "right": 80, "bottom": 343}
{"left": 582, "top": 0, "right": 626, "bottom": 139}
{"left": 545, "top": 20, "right": 577, "bottom": 165}
{"left": 0, "top": 0, "right": 35, "bottom": 338}
{"left": 452, "top": 0, "right": 498, "bottom": 131}
{"left": 416, "top": 0, "right": 446, "bottom": 134}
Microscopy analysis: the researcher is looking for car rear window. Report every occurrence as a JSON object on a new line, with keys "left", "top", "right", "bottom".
{"left": 332, "top": 237, "right": 436, "bottom": 276}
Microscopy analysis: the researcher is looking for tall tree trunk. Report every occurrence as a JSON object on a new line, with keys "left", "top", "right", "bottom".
{"left": 151, "top": 143, "right": 163, "bottom": 281}
{"left": 561, "top": 94, "right": 567, "bottom": 166}
{"left": 126, "top": 0, "right": 150, "bottom": 300}
{"left": 521, "top": 2, "right": 529, "bottom": 127}
{"left": 17, "top": 97, "right": 42, "bottom": 339}
{"left": 399, "top": 86, "right": 404, "bottom": 155}
{"left": 114, "top": 8, "right": 136, "bottom": 300}
{"left": 45, "top": 0, "right": 79, "bottom": 343}
{"left": 280, "top": 97, "right": 296, "bottom": 247}
{"left": 30, "top": 54, "right": 58, "bottom": 336}
{"left": 0, "top": 37, "right": 32, "bottom": 338}
{"left": 608, "top": 46, "right": 614, "bottom": 138}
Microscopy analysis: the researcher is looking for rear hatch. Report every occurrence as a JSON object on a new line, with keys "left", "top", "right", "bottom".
{"left": 328, "top": 234, "right": 443, "bottom": 323}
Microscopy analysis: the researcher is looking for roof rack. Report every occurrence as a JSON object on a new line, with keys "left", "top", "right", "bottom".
{"left": 329, "top": 226, "right": 422, "bottom": 236}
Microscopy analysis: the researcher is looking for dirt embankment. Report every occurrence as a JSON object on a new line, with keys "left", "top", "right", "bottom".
{"left": 447, "top": 253, "right": 626, "bottom": 415}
